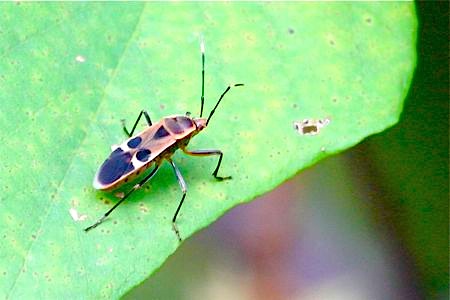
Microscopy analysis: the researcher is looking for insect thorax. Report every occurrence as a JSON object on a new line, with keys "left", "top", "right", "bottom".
{"left": 163, "top": 115, "right": 196, "bottom": 136}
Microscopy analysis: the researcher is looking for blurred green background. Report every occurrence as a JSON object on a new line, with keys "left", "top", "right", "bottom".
{"left": 125, "top": 3, "right": 447, "bottom": 300}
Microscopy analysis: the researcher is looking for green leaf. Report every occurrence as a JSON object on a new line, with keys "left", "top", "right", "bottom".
{"left": 0, "top": 2, "right": 416, "bottom": 299}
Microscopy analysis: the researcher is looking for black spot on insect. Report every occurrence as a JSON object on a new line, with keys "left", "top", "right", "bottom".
{"left": 127, "top": 136, "right": 142, "bottom": 148}
{"left": 165, "top": 118, "right": 183, "bottom": 134}
{"left": 177, "top": 116, "right": 194, "bottom": 129}
{"left": 164, "top": 116, "right": 194, "bottom": 135}
{"left": 98, "top": 151, "right": 132, "bottom": 185}
{"left": 154, "top": 126, "right": 169, "bottom": 139}
{"left": 136, "top": 149, "right": 151, "bottom": 162}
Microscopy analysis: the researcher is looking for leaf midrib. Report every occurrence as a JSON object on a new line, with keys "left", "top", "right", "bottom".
{"left": 6, "top": 5, "right": 147, "bottom": 298}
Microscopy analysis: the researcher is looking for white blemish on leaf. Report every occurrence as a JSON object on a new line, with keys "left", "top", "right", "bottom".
{"left": 294, "top": 118, "right": 331, "bottom": 136}
{"left": 69, "top": 208, "right": 87, "bottom": 221}
{"left": 75, "top": 55, "right": 86, "bottom": 63}
{"left": 115, "top": 192, "right": 125, "bottom": 199}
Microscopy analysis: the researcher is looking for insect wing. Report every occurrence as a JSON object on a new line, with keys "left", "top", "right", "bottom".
{"left": 94, "top": 147, "right": 134, "bottom": 188}
{"left": 138, "top": 125, "right": 173, "bottom": 155}
{"left": 93, "top": 122, "right": 177, "bottom": 190}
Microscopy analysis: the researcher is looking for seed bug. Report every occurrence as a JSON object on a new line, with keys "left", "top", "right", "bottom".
{"left": 84, "top": 41, "right": 243, "bottom": 241}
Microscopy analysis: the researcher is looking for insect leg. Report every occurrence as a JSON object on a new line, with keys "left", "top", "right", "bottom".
{"left": 122, "top": 110, "right": 152, "bottom": 137}
{"left": 168, "top": 158, "right": 187, "bottom": 242}
{"left": 181, "top": 148, "right": 231, "bottom": 181}
{"left": 84, "top": 164, "right": 160, "bottom": 232}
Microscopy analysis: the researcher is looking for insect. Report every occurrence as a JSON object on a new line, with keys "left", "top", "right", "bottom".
{"left": 84, "top": 41, "right": 243, "bottom": 241}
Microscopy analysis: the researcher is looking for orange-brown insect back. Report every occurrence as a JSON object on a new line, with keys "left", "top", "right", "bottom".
{"left": 85, "top": 40, "right": 243, "bottom": 242}
{"left": 92, "top": 115, "right": 209, "bottom": 191}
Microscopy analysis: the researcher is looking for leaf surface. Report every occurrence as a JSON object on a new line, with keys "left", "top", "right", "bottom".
{"left": 0, "top": 2, "right": 416, "bottom": 298}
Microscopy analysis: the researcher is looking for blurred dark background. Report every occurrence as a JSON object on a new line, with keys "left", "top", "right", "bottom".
{"left": 125, "top": 3, "right": 448, "bottom": 299}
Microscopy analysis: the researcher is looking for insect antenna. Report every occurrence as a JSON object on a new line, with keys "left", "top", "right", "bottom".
{"left": 206, "top": 83, "right": 244, "bottom": 126}
{"left": 200, "top": 39, "right": 205, "bottom": 118}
